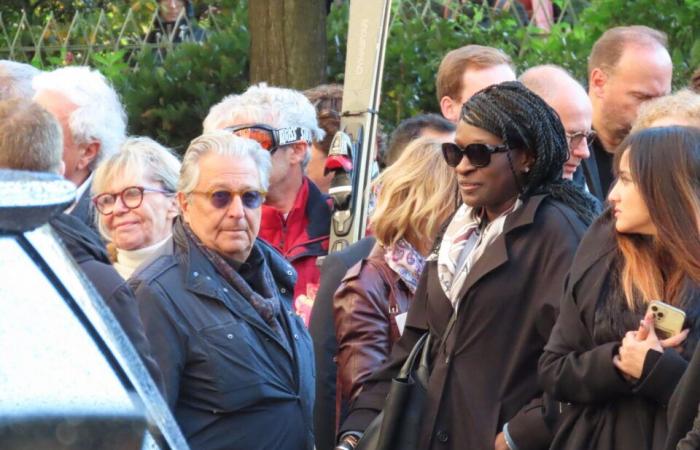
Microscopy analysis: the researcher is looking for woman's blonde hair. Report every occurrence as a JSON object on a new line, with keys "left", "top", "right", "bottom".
{"left": 631, "top": 89, "right": 700, "bottom": 133}
{"left": 370, "top": 137, "right": 458, "bottom": 250}
{"left": 92, "top": 136, "right": 181, "bottom": 241}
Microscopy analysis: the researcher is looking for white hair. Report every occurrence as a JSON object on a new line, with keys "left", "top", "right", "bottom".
{"left": 32, "top": 66, "right": 127, "bottom": 170}
{"left": 179, "top": 131, "right": 272, "bottom": 195}
{"left": 202, "top": 83, "right": 324, "bottom": 169}
{"left": 0, "top": 60, "right": 40, "bottom": 100}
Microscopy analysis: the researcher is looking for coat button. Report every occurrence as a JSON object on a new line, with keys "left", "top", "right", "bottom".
{"left": 286, "top": 270, "right": 293, "bottom": 276}
{"left": 280, "top": 287, "right": 287, "bottom": 294}
{"left": 436, "top": 429, "right": 449, "bottom": 443}
{"left": 192, "top": 271, "right": 199, "bottom": 277}
{"left": 226, "top": 334, "right": 234, "bottom": 340}
{"left": 223, "top": 287, "right": 228, "bottom": 293}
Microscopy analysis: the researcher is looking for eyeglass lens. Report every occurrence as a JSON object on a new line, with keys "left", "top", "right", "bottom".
{"left": 209, "top": 190, "right": 265, "bottom": 209}
{"left": 95, "top": 186, "right": 144, "bottom": 213}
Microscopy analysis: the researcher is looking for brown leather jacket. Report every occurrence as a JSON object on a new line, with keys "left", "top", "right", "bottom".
{"left": 333, "top": 243, "right": 414, "bottom": 412}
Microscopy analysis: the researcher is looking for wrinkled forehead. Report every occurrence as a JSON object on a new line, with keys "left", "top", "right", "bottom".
{"left": 195, "top": 152, "right": 261, "bottom": 190}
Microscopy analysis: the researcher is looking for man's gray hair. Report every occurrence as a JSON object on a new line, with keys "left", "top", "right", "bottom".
{"left": 202, "top": 83, "right": 324, "bottom": 170}
{"left": 32, "top": 66, "right": 127, "bottom": 171}
{"left": 0, "top": 98, "right": 63, "bottom": 173}
{"left": 0, "top": 60, "right": 40, "bottom": 100}
{"left": 179, "top": 131, "right": 272, "bottom": 195}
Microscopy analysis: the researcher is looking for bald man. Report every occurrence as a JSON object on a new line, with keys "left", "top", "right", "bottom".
{"left": 521, "top": 65, "right": 595, "bottom": 189}
{"left": 586, "top": 26, "right": 672, "bottom": 200}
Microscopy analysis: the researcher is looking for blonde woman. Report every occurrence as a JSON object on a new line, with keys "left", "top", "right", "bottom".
{"left": 333, "top": 137, "right": 458, "bottom": 413}
{"left": 92, "top": 137, "right": 181, "bottom": 279}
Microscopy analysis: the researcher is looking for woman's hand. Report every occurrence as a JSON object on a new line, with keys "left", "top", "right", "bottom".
{"left": 613, "top": 313, "right": 688, "bottom": 380}
{"left": 494, "top": 432, "right": 510, "bottom": 450}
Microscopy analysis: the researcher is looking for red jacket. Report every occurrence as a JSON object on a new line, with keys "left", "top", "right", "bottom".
{"left": 259, "top": 177, "right": 331, "bottom": 325}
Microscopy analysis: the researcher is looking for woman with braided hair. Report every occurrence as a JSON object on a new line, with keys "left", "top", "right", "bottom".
{"left": 336, "top": 81, "right": 596, "bottom": 450}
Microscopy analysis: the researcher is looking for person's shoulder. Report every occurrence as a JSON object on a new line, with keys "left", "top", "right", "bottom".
{"left": 535, "top": 196, "right": 589, "bottom": 237}
{"left": 339, "top": 255, "right": 391, "bottom": 292}
{"left": 568, "top": 210, "right": 618, "bottom": 281}
{"left": 256, "top": 238, "right": 297, "bottom": 289}
{"left": 129, "top": 254, "right": 179, "bottom": 288}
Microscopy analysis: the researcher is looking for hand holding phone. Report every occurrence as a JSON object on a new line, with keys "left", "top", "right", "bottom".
{"left": 646, "top": 300, "right": 686, "bottom": 340}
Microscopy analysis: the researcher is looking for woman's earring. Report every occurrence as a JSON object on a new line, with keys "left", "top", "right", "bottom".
{"left": 523, "top": 166, "right": 530, "bottom": 173}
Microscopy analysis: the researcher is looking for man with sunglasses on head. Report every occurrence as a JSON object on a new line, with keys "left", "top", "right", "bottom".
{"left": 203, "top": 83, "right": 330, "bottom": 326}
{"left": 520, "top": 65, "right": 596, "bottom": 188}
{"left": 130, "top": 131, "right": 315, "bottom": 450}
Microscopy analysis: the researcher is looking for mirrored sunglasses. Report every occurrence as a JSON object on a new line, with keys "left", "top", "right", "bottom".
{"left": 226, "top": 124, "right": 312, "bottom": 154}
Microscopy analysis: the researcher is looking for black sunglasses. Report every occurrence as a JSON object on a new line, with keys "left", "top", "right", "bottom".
{"left": 190, "top": 189, "right": 267, "bottom": 210}
{"left": 441, "top": 142, "right": 510, "bottom": 168}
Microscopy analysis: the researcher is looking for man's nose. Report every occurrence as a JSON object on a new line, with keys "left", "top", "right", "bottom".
{"left": 226, "top": 194, "right": 246, "bottom": 218}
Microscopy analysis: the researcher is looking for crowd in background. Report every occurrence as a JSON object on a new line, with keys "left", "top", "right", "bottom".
{"left": 1, "top": 20, "right": 700, "bottom": 450}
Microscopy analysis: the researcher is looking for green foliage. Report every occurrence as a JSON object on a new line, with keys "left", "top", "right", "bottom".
{"left": 6, "top": 0, "right": 699, "bottom": 150}
{"left": 114, "top": 1, "right": 249, "bottom": 153}
{"left": 335, "top": 0, "right": 700, "bottom": 133}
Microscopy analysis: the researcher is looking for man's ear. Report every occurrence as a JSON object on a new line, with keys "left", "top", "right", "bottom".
{"left": 589, "top": 67, "right": 608, "bottom": 100}
{"left": 439, "top": 96, "right": 460, "bottom": 123}
{"left": 166, "top": 194, "right": 180, "bottom": 221}
{"left": 288, "top": 142, "right": 308, "bottom": 166}
{"left": 78, "top": 141, "right": 100, "bottom": 171}
{"left": 177, "top": 192, "right": 190, "bottom": 223}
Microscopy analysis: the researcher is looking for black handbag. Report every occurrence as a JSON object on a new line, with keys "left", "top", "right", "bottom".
{"left": 355, "top": 332, "right": 432, "bottom": 450}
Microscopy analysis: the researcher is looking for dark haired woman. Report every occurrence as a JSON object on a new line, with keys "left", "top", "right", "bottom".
{"left": 336, "top": 81, "right": 599, "bottom": 450}
{"left": 539, "top": 126, "right": 700, "bottom": 450}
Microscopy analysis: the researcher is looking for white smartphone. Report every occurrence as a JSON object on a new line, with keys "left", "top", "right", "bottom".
{"left": 647, "top": 300, "right": 686, "bottom": 339}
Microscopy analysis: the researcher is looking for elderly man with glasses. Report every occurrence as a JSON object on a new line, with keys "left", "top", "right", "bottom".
{"left": 130, "top": 131, "right": 315, "bottom": 450}
{"left": 203, "top": 83, "right": 331, "bottom": 326}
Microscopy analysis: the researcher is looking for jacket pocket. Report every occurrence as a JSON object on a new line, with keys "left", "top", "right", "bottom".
{"left": 200, "top": 321, "right": 269, "bottom": 412}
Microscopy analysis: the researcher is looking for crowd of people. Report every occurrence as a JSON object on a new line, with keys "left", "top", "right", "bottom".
{"left": 1, "top": 21, "right": 700, "bottom": 450}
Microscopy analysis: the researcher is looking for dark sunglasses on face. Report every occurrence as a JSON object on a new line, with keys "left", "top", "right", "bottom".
{"left": 441, "top": 142, "right": 511, "bottom": 168}
{"left": 225, "top": 124, "right": 312, "bottom": 155}
{"left": 93, "top": 185, "right": 173, "bottom": 215}
{"left": 190, "top": 189, "right": 267, "bottom": 210}
{"left": 565, "top": 130, "right": 597, "bottom": 149}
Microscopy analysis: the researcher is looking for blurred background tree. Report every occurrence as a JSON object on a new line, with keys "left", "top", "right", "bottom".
{"left": 1, "top": 0, "right": 699, "bottom": 152}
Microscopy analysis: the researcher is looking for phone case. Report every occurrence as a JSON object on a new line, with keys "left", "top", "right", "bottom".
{"left": 647, "top": 300, "right": 686, "bottom": 339}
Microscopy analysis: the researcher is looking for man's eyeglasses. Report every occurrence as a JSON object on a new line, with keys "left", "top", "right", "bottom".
{"left": 565, "top": 130, "right": 597, "bottom": 149}
{"left": 226, "top": 124, "right": 312, "bottom": 155}
{"left": 93, "top": 186, "right": 173, "bottom": 215}
{"left": 190, "top": 189, "right": 267, "bottom": 210}
{"left": 441, "top": 142, "right": 510, "bottom": 168}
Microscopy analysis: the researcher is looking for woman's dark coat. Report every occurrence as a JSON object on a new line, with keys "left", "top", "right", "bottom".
{"left": 340, "top": 194, "right": 587, "bottom": 450}
{"left": 539, "top": 212, "right": 700, "bottom": 450}
{"left": 666, "top": 342, "right": 700, "bottom": 450}
{"left": 334, "top": 243, "right": 413, "bottom": 413}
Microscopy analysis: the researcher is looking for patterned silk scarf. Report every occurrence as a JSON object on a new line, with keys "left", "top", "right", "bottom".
{"left": 181, "top": 222, "right": 286, "bottom": 340}
{"left": 383, "top": 238, "right": 425, "bottom": 294}
{"left": 436, "top": 200, "right": 521, "bottom": 306}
